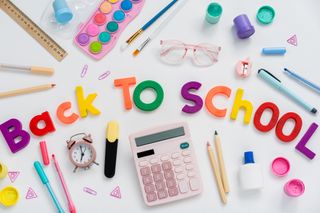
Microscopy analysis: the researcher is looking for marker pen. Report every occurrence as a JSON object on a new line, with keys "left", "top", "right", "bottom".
{"left": 104, "top": 121, "right": 119, "bottom": 178}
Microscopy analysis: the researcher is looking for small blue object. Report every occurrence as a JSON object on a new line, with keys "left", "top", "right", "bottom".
{"left": 53, "top": 0, "right": 73, "bottom": 24}
{"left": 120, "top": 0, "right": 132, "bottom": 11}
{"left": 262, "top": 47, "right": 286, "bottom": 55}
{"left": 244, "top": 151, "right": 255, "bottom": 164}
{"left": 98, "top": 32, "right": 111, "bottom": 44}
{"left": 113, "top": 10, "right": 125, "bottom": 22}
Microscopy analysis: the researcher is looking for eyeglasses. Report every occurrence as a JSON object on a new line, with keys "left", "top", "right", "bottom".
{"left": 160, "top": 40, "right": 221, "bottom": 67}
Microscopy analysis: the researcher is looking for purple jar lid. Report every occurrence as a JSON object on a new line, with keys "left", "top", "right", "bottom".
{"left": 233, "top": 14, "right": 255, "bottom": 39}
{"left": 77, "top": 33, "right": 90, "bottom": 46}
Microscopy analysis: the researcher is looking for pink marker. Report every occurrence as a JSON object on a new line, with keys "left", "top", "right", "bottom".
{"left": 40, "top": 141, "right": 50, "bottom": 166}
{"left": 52, "top": 154, "right": 76, "bottom": 213}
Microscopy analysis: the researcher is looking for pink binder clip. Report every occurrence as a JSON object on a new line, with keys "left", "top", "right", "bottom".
{"left": 236, "top": 58, "right": 252, "bottom": 78}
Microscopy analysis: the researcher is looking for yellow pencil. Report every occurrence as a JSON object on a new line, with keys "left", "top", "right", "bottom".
{"left": 207, "top": 141, "right": 227, "bottom": 204}
{"left": 214, "top": 130, "right": 230, "bottom": 193}
{"left": 0, "top": 84, "right": 56, "bottom": 99}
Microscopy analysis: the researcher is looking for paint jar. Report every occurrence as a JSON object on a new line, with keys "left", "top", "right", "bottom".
{"left": 0, "top": 162, "right": 8, "bottom": 179}
{"left": 233, "top": 14, "right": 255, "bottom": 39}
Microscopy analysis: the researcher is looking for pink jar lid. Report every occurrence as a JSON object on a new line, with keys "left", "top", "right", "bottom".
{"left": 271, "top": 157, "right": 290, "bottom": 176}
{"left": 284, "top": 179, "right": 305, "bottom": 197}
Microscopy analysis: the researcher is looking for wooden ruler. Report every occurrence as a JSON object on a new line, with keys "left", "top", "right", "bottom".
{"left": 0, "top": 0, "right": 68, "bottom": 61}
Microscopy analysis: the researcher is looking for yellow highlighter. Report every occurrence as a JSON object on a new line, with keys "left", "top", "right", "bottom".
{"left": 104, "top": 121, "right": 119, "bottom": 178}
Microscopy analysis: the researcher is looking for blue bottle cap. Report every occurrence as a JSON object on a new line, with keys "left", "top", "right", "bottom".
{"left": 53, "top": 0, "right": 73, "bottom": 24}
{"left": 244, "top": 151, "right": 255, "bottom": 164}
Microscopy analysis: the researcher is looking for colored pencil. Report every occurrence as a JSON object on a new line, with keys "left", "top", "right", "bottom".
{"left": 0, "top": 63, "right": 54, "bottom": 75}
{"left": 214, "top": 131, "right": 230, "bottom": 193}
{"left": 133, "top": 0, "right": 189, "bottom": 56}
{"left": 207, "top": 141, "right": 227, "bottom": 204}
{"left": 0, "top": 84, "right": 55, "bottom": 98}
{"left": 121, "top": 0, "right": 178, "bottom": 50}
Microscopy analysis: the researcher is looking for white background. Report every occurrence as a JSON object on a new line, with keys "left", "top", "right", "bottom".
{"left": 1, "top": 0, "right": 320, "bottom": 212}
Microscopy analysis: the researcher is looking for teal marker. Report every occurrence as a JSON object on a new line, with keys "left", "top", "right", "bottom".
{"left": 258, "top": 69, "right": 317, "bottom": 114}
{"left": 34, "top": 161, "right": 65, "bottom": 213}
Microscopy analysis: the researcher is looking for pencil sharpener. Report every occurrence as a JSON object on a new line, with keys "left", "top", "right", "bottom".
{"left": 236, "top": 58, "right": 252, "bottom": 78}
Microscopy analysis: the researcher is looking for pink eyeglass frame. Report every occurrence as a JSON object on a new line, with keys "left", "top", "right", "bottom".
{"left": 160, "top": 40, "right": 221, "bottom": 66}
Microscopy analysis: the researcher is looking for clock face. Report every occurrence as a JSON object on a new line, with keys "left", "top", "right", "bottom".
{"left": 69, "top": 142, "right": 96, "bottom": 167}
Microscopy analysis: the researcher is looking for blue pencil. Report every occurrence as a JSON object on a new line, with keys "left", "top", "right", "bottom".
{"left": 284, "top": 68, "right": 320, "bottom": 94}
{"left": 121, "top": 0, "right": 178, "bottom": 50}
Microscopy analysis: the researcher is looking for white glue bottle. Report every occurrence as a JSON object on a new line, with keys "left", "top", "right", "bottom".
{"left": 239, "top": 151, "right": 263, "bottom": 190}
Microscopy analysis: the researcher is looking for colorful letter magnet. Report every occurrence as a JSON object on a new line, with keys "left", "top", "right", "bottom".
{"left": 104, "top": 121, "right": 119, "bottom": 178}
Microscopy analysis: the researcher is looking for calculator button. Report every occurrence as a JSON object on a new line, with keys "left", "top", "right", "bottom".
{"left": 171, "top": 152, "right": 180, "bottom": 159}
{"left": 155, "top": 181, "right": 166, "bottom": 191}
{"left": 151, "top": 164, "right": 161, "bottom": 173}
{"left": 153, "top": 173, "right": 164, "bottom": 182}
{"left": 180, "top": 142, "right": 189, "bottom": 149}
{"left": 146, "top": 192, "right": 157, "bottom": 202}
{"left": 144, "top": 184, "right": 155, "bottom": 193}
{"left": 162, "top": 161, "right": 172, "bottom": 170}
{"left": 160, "top": 155, "right": 170, "bottom": 161}
{"left": 150, "top": 158, "right": 158, "bottom": 164}
{"left": 142, "top": 175, "right": 153, "bottom": 185}
{"left": 164, "top": 170, "right": 174, "bottom": 180}
{"left": 173, "top": 160, "right": 182, "bottom": 166}
{"left": 140, "top": 167, "right": 151, "bottom": 176}
{"left": 189, "top": 178, "right": 200, "bottom": 191}
{"left": 187, "top": 171, "right": 196, "bottom": 177}
{"left": 166, "top": 179, "right": 176, "bottom": 188}
{"left": 182, "top": 150, "right": 191, "bottom": 156}
{"left": 183, "top": 157, "right": 192, "bottom": 163}
{"left": 185, "top": 164, "right": 194, "bottom": 170}
{"left": 168, "top": 187, "right": 179, "bottom": 197}
{"left": 157, "top": 190, "right": 168, "bottom": 199}
{"left": 139, "top": 161, "right": 148, "bottom": 167}
{"left": 174, "top": 167, "right": 183, "bottom": 173}
{"left": 177, "top": 173, "right": 186, "bottom": 180}
{"left": 178, "top": 181, "right": 189, "bottom": 193}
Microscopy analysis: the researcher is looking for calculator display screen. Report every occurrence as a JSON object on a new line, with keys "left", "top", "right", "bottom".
{"left": 135, "top": 127, "right": 185, "bottom": 147}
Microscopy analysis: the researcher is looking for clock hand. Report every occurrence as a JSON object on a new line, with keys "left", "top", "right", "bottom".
{"left": 80, "top": 145, "right": 84, "bottom": 162}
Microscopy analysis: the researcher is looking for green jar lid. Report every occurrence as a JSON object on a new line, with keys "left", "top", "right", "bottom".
{"left": 89, "top": 41, "right": 102, "bottom": 54}
{"left": 106, "top": 21, "right": 119, "bottom": 33}
{"left": 257, "top": 5, "right": 275, "bottom": 24}
{"left": 205, "top": 2, "right": 222, "bottom": 24}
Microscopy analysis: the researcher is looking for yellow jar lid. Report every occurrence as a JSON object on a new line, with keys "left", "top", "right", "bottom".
{"left": 0, "top": 186, "right": 19, "bottom": 207}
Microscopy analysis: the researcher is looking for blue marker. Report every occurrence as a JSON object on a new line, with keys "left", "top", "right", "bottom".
{"left": 258, "top": 69, "right": 317, "bottom": 114}
{"left": 284, "top": 68, "right": 320, "bottom": 94}
{"left": 262, "top": 47, "right": 286, "bottom": 55}
{"left": 34, "top": 161, "right": 65, "bottom": 213}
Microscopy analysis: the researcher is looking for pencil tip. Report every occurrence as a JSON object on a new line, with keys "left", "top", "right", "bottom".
{"left": 51, "top": 84, "right": 56, "bottom": 87}
{"left": 214, "top": 130, "right": 218, "bottom": 135}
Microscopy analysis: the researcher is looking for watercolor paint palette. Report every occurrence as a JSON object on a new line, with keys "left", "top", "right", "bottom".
{"left": 74, "top": 0, "right": 145, "bottom": 60}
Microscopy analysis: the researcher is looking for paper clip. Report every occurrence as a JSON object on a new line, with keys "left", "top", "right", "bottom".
{"left": 83, "top": 187, "right": 97, "bottom": 196}
{"left": 81, "top": 65, "right": 88, "bottom": 78}
{"left": 98, "top": 71, "right": 111, "bottom": 80}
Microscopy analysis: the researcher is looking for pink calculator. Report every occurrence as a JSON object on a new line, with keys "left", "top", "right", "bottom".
{"left": 74, "top": 0, "right": 145, "bottom": 60}
{"left": 129, "top": 123, "right": 202, "bottom": 206}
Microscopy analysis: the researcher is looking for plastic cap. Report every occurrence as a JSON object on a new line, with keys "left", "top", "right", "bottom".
{"left": 233, "top": 14, "right": 255, "bottom": 39}
{"left": 257, "top": 5, "right": 275, "bottom": 25}
{"left": 271, "top": 157, "right": 290, "bottom": 176}
{"left": 244, "top": 151, "right": 255, "bottom": 164}
{"left": 0, "top": 186, "right": 19, "bottom": 207}
{"left": 52, "top": 0, "right": 73, "bottom": 24}
{"left": 205, "top": 3, "right": 223, "bottom": 24}
{"left": 284, "top": 179, "right": 305, "bottom": 197}
{"left": 34, "top": 161, "right": 48, "bottom": 184}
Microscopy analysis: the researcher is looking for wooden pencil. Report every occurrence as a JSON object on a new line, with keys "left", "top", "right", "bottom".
{"left": 0, "top": 84, "right": 55, "bottom": 98}
{"left": 0, "top": 63, "right": 54, "bottom": 75}
{"left": 214, "top": 130, "right": 230, "bottom": 193}
{"left": 207, "top": 141, "right": 227, "bottom": 204}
